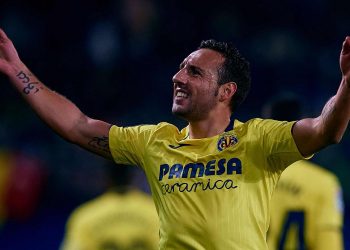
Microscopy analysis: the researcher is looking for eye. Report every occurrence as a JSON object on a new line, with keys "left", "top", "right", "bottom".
{"left": 188, "top": 66, "right": 201, "bottom": 76}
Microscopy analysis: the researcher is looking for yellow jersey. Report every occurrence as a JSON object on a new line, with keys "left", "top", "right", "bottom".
{"left": 267, "top": 160, "right": 344, "bottom": 250}
{"left": 109, "top": 118, "right": 305, "bottom": 249}
{"left": 61, "top": 189, "right": 159, "bottom": 250}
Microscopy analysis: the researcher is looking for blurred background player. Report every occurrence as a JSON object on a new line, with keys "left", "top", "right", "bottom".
{"left": 0, "top": 149, "right": 46, "bottom": 223}
{"left": 60, "top": 162, "right": 159, "bottom": 250}
{"left": 263, "top": 93, "right": 344, "bottom": 250}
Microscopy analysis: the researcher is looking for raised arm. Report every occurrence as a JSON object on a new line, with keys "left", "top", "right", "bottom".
{"left": 0, "top": 28, "right": 113, "bottom": 159}
{"left": 293, "top": 36, "right": 350, "bottom": 156}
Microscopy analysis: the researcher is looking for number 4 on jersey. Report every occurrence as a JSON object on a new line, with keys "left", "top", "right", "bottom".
{"left": 278, "top": 210, "right": 305, "bottom": 250}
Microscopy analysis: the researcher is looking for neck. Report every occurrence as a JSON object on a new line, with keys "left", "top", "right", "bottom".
{"left": 188, "top": 110, "right": 232, "bottom": 139}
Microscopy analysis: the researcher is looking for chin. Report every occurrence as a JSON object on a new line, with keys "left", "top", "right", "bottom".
{"left": 172, "top": 107, "right": 188, "bottom": 119}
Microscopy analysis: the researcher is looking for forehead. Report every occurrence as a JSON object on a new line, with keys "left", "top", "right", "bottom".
{"left": 182, "top": 48, "right": 224, "bottom": 70}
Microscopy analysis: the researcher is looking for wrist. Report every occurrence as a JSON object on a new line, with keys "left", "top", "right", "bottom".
{"left": 343, "top": 75, "right": 350, "bottom": 86}
{"left": 7, "top": 61, "right": 27, "bottom": 77}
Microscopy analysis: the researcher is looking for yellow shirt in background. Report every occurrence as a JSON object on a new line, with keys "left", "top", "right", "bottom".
{"left": 61, "top": 189, "right": 159, "bottom": 250}
{"left": 268, "top": 160, "right": 344, "bottom": 250}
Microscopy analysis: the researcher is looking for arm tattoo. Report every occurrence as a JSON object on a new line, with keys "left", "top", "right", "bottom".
{"left": 16, "top": 71, "right": 42, "bottom": 95}
{"left": 321, "top": 97, "right": 336, "bottom": 122}
{"left": 88, "top": 136, "right": 110, "bottom": 153}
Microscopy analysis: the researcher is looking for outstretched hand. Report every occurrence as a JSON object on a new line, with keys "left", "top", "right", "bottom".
{"left": 340, "top": 36, "right": 350, "bottom": 84}
{"left": 0, "top": 28, "right": 21, "bottom": 75}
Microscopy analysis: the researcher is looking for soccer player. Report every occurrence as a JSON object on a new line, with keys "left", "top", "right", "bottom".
{"left": 60, "top": 163, "right": 159, "bottom": 250}
{"left": 0, "top": 28, "right": 349, "bottom": 249}
{"left": 263, "top": 95, "right": 344, "bottom": 250}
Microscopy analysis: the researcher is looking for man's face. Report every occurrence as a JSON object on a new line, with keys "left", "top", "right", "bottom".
{"left": 172, "top": 49, "right": 225, "bottom": 121}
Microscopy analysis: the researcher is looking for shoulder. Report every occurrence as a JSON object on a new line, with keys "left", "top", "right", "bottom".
{"left": 67, "top": 193, "right": 116, "bottom": 224}
{"left": 235, "top": 118, "right": 295, "bottom": 135}
{"left": 110, "top": 122, "right": 179, "bottom": 135}
{"left": 291, "top": 161, "right": 338, "bottom": 178}
{"left": 78, "top": 192, "right": 118, "bottom": 212}
{"left": 235, "top": 118, "right": 291, "bottom": 128}
{"left": 150, "top": 122, "right": 181, "bottom": 134}
{"left": 284, "top": 160, "right": 341, "bottom": 188}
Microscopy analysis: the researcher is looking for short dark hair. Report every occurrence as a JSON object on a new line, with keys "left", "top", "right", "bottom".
{"left": 199, "top": 39, "right": 251, "bottom": 112}
{"left": 264, "top": 93, "right": 303, "bottom": 121}
{"left": 106, "top": 162, "right": 133, "bottom": 187}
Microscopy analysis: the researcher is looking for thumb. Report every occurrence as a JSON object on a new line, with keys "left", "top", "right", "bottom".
{"left": 0, "top": 28, "right": 9, "bottom": 43}
{"left": 341, "top": 36, "right": 350, "bottom": 55}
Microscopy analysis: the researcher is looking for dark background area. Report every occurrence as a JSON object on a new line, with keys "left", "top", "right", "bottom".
{"left": 0, "top": 0, "right": 349, "bottom": 249}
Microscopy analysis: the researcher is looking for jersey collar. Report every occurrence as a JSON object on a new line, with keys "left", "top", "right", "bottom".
{"left": 224, "top": 115, "right": 235, "bottom": 132}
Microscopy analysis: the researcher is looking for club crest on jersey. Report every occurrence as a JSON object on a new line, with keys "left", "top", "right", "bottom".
{"left": 217, "top": 133, "right": 238, "bottom": 151}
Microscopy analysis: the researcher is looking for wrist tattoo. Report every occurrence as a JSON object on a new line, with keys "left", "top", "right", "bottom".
{"left": 88, "top": 136, "right": 110, "bottom": 153}
{"left": 16, "top": 71, "right": 42, "bottom": 95}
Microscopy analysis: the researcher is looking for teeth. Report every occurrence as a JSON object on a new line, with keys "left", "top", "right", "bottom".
{"left": 176, "top": 91, "right": 188, "bottom": 98}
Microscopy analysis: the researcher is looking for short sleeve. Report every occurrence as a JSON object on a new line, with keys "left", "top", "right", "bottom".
{"left": 258, "top": 119, "right": 308, "bottom": 171}
{"left": 317, "top": 176, "right": 344, "bottom": 228}
{"left": 108, "top": 125, "right": 155, "bottom": 167}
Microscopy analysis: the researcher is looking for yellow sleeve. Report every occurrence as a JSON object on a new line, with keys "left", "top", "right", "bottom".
{"left": 108, "top": 125, "right": 156, "bottom": 167}
{"left": 315, "top": 229, "right": 344, "bottom": 250}
{"left": 317, "top": 177, "right": 344, "bottom": 226}
{"left": 256, "top": 119, "right": 307, "bottom": 171}
{"left": 315, "top": 176, "right": 344, "bottom": 250}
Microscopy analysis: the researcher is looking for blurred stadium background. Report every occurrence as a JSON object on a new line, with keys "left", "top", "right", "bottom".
{"left": 0, "top": 0, "right": 349, "bottom": 249}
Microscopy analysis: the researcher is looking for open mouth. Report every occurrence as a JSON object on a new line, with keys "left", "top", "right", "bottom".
{"left": 176, "top": 91, "right": 189, "bottom": 98}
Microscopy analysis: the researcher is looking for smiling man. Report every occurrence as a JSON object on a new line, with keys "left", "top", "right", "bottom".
{"left": 0, "top": 28, "right": 349, "bottom": 249}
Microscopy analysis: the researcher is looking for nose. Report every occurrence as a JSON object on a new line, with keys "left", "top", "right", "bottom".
{"left": 172, "top": 68, "right": 187, "bottom": 85}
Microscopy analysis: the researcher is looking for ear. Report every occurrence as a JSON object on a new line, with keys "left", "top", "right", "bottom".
{"left": 219, "top": 82, "right": 237, "bottom": 102}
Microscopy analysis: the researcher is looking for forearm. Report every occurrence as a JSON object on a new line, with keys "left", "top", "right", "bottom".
{"left": 6, "top": 62, "right": 87, "bottom": 142}
{"left": 319, "top": 77, "right": 350, "bottom": 143}
{"left": 293, "top": 78, "right": 350, "bottom": 156}
{"left": 7, "top": 63, "right": 113, "bottom": 158}
{"left": 0, "top": 29, "right": 113, "bottom": 159}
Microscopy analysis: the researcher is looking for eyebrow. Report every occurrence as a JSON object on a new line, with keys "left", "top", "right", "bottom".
{"left": 179, "top": 61, "right": 186, "bottom": 69}
{"left": 179, "top": 61, "right": 205, "bottom": 75}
